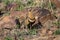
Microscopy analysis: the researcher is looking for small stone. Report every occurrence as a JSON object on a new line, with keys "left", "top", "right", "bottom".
{"left": 48, "top": 31, "right": 53, "bottom": 35}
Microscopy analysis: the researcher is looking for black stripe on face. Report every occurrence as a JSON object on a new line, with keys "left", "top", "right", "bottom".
{"left": 28, "top": 17, "right": 35, "bottom": 20}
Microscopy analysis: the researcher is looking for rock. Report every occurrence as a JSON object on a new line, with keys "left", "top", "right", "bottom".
{"left": 40, "top": 28, "right": 47, "bottom": 36}
{"left": 47, "top": 36, "right": 55, "bottom": 40}
{"left": 0, "top": 3, "right": 6, "bottom": 10}
{"left": 54, "top": 35, "right": 60, "bottom": 40}
{"left": 48, "top": 30, "right": 53, "bottom": 35}
{"left": 0, "top": 16, "right": 16, "bottom": 29}
{"left": 34, "top": 36, "right": 48, "bottom": 40}
{"left": 2, "top": 16, "right": 11, "bottom": 23}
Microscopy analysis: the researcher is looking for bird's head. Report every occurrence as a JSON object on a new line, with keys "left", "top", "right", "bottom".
{"left": 28, "top": 11, "right": 35, "bottom": 22}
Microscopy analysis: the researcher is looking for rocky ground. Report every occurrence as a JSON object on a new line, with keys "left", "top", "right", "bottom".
{"left": 0, "top": 8, "right": 60, "bottom": 40}
{"left": 0, "top": 0, "right": 60, "bottom": 40}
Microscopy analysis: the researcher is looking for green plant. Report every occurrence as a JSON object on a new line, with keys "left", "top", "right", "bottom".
{"left": 54, "top": 29, "right": 60, "bottom": 35}
{"left": 28, "top": 29, "right": 37, "bottom": 35}
{"left": 48, "top": 1, "right": 56, "bottom": 10}
{"left": 3, "top": 11, "right": 10, "bottom": 16}
{"left": 5, "top": 36, "right": 12, "bottom": 40}
{"left": 18, "top": 5, "right": 24, "bottom": 11}
{"left": 27, "top": 0, "right": 34, "bottom": 6}
{"left": 2, "top": 0, "right": 10, "bottom": 5}
{"left": 19, "top": 37, "right": 24, "bottom": 40}
{"left": 15, "top": 0, "right": 25, "bottom": 11}
{"left": 16, "top": 24, "right": 20, "bottom": 28}
{"left": 53, "top": 20, "right": 60, "bottom": 28}
{"left": 51, "top": 3, "right": 56, "bottom": 10}
{"left": 8, "top": 0, "right": 14, "bottom": 3}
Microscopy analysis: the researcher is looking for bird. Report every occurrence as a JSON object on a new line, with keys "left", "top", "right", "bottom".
{"left": 26, "top": 7, "right": 57, "bottom": 27}
{"left": 10, "top": 7, "right": 57, "bottom": 29}
{"left": 24, "top": 11, "right": 36, "bottom": 29}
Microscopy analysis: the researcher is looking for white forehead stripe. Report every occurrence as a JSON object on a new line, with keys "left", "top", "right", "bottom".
{"left": 35, "top": 16, "right": 38, "bottom": 19}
